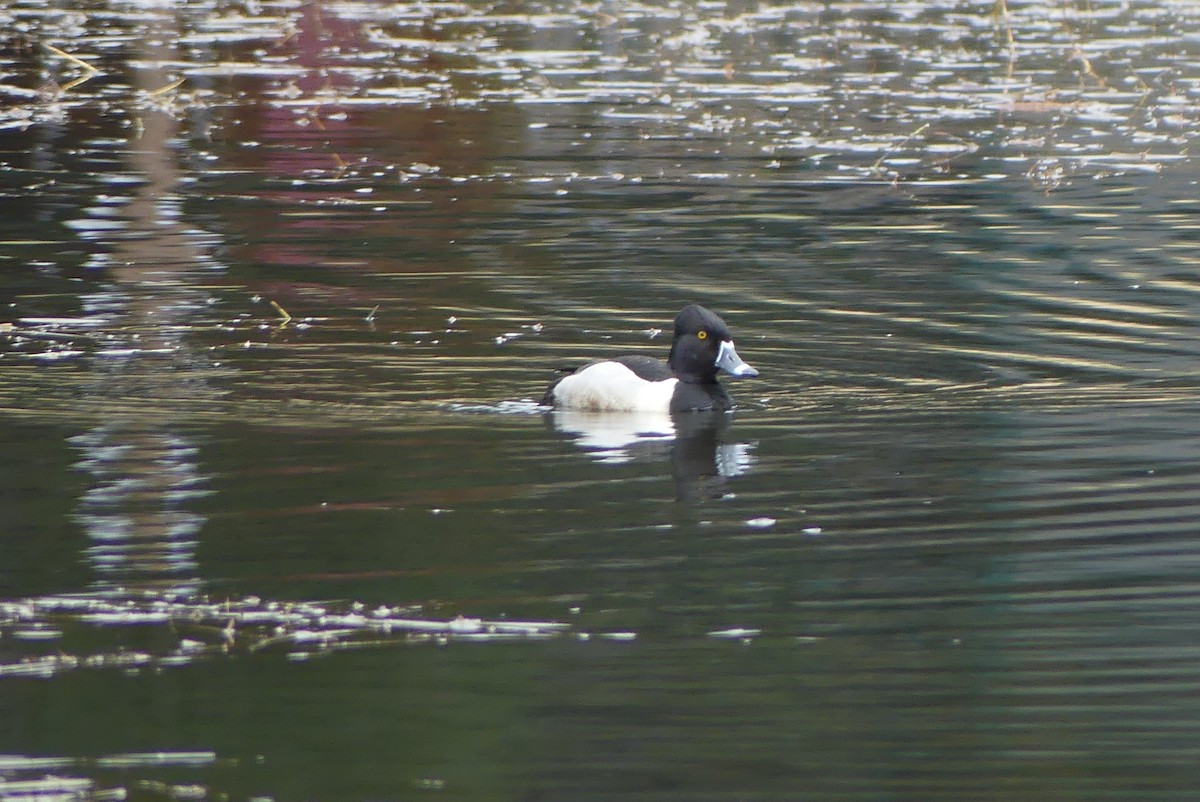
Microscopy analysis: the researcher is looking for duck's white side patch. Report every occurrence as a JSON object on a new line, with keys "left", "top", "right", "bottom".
{"left": 551, "top": 362, "right": 678, "bottom": 412}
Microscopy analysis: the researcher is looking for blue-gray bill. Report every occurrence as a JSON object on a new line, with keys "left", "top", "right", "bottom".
{"left": 715, "top": 340, "right": 758, "bottom": 378}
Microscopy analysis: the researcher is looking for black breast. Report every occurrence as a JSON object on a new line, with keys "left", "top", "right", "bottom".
{"left": 669, "top": 381, "right": 734, "bottom": 413}
{"left": 615, "top": 355, "right": 735, "bottom": 412}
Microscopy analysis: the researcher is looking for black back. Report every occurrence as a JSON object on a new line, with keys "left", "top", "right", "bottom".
{"left": 613, "top": 355, "right": 673, "bottom": 381}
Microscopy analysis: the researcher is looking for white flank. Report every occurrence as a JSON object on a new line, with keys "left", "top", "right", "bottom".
{"left": 552, "top": 362, "right": 678, "bottom": 412}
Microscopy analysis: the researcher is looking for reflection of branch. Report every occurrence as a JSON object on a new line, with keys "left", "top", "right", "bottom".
{"left": 870, "top": 122, "right": 930, "bottom": 174}
{"left": 928, "top": 129, "right": 979, "bottom": 172}
{"left": 994, "top": 0, "right": 1016, "bottom": 75}
{"left": 1071, "top": 47, "right": 1109, "bottom": 89}
{"left": 1059, "top": 0, "right": 1108, "bottom": 89}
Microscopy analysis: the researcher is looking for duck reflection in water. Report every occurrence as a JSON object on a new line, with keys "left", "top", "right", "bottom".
{"left": 547, "top": 408, "right": 755, "bottom": 501}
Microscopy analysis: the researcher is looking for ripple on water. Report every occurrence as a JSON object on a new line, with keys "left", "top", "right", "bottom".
{"left": 4, "top": 3, "right": 1200, "bottom": 800}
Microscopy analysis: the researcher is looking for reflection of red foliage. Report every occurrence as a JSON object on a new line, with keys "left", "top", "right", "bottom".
{"left": 291, "top": 3, "right": 361, "bottom": 95}
{"left": 219, "top": 3, "right": 509, "bottom": 294}
{"left": 232, "top": 3, "right": 378, "bottom": 181}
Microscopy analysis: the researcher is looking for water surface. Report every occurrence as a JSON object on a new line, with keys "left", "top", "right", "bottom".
{"left": 4, "top": 2, "right": 1200, "bottom": 800}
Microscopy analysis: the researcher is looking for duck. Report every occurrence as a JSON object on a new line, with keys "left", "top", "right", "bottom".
{"left": 542, "top": 304, "right": 759, "bottom": 413}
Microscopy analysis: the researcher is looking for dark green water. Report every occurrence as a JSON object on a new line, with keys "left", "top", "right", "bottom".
{"left": 4, "top": 2, "right": 1200, "bottom": 800}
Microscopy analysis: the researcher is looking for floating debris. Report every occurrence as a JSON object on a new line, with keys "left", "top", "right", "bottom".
{"left": 0, "top": 774, "right": 95, "bottom": 799}
{"left": 707, "top": 628, "right": 762, "bottom": 640}
{"left": 0, "top": 592, "right": 573, "bottom": 679}
{"left": 11, "top": 627, "right": 63, "bottom": 641}
{"left": 94, "top": 752, "right": 217, "bottom": 769}
{"left": 0, "top": 751, "right": 221, "bottom": 802}
{"left": 600, "top": 631, "right": 637, "bottom": 642}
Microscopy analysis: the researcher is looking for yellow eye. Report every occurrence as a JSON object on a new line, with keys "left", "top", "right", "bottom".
{"left": 697, "top": 330, "right": 708, "bottom": 340}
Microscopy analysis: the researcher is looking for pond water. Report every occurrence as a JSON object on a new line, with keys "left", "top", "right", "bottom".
{"left": 4, "top": 1, "right": 1200, "bottom": 800}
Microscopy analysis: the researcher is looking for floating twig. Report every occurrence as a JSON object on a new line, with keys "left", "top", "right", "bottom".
{"left": 331, "top": 153, "right": 349, "bottom": 179}
{"left": 45, "top": 44, "right": 100, "bottom": 92}
{"left": 45, "top": 44, "right": 99, "bottom": 74}
{"left": 269, "top": 300, "right": 292, "bottom": 326}
{"left": 148, "top": 77, "right": 185, "bottom": 97}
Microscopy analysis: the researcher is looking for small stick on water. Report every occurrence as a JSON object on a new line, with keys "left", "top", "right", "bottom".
{"left": 148, "top": 77, "right": 185, "bottom": 97}
{"left": 332, "top": 153, "right": 349, "bottom": 179}
{"left": 270, "top": 300, "right": 292, "bottom": 326}
{"left": 45, "top": 44, "right": 100, "bottom": 92}
{"left": 45, "top": 44, "right": 100, "bottom": 74}
{"left": 365, "top": 305, "right": 379, "bottom": 323}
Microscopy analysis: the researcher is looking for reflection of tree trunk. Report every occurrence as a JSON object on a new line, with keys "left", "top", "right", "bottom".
{"left": 73, "top": 426, "right": 205, "bottom": 592}
{"left": 71, "top": 27, "right": 214, "bottom": 598}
